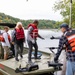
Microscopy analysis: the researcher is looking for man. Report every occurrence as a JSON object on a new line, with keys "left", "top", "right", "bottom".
{"left": 1, "top": 26, "right": 11, "bottom": 60}
{"left": 27, "top": 20, "right": 44, "bottom": 63}
{"left": 11, "top": 22, "right": 25, "bottom": 61}
{"left": 54, "top": 23, "right": 75, "bottom": 75}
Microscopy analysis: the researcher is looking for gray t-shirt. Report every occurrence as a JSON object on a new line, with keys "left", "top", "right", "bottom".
{"left": 27, "top": 26, "right": 35, "bottom": 43}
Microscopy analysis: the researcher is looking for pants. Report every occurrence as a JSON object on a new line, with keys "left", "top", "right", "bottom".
{"left": 60, "top": 51, "right": 66, "bottom": 75}
{"left": 27, "top": 40, "right": 38, "bottom": 62}
{"left": 0, "top": 44, "right": 4, "bottom": 59}
{"left": 66, "top": 60, "right": 75, "bottom": 75}
{"left": 10, "top": 43, "right": 15, "bottom": 56}
{"left": 14, "top": 43, "right": 23, "bottom": 59}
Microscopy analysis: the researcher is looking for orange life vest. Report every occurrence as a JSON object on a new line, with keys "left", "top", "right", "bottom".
{"left": 0, "top": 33, "right": 11, "bottom": 42}
{"left": 15, "top": 28, "right": 25, "bottom": 40}
{"left": 28, "top": 24, "right": 38, "bottom": 38}
{"left": 66, "top": 30, "right": 75, "bottom": 52}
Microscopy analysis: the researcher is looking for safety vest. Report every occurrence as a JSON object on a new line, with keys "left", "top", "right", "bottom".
{"left": 28, "top": 24, "right": 38, "bottom": 38}
{"left": 15, "top": 28, "right": 25, "bottom": 40}
{"left": 66, "top": 30, "right": 75, "bottom": 52}
{"left": 0, "top": 33, "right": 11, "bottom": 42}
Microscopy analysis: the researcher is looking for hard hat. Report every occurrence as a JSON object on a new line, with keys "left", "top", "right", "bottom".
{"left": 60, "top": 23, "right": 69, "bottom": 29}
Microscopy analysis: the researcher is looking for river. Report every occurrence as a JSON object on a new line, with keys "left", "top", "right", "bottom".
{"left": 24, "top": 29, "right": 62, "bottom": 54}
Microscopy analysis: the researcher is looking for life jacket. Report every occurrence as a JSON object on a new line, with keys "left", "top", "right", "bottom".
{"left": 15, "top": 28, "right": 25, "bottom": 40}
{"left": 0, "top": 33, "right": 11, "bottom": 42}
{"left": 66, "top": 30, "right": 75, "bottom": 52}
{"left": 28, "top": 24, "right": 38, "bottom": 38}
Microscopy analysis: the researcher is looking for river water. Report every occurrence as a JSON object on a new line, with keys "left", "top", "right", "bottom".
{"left": 24, "top": 29, "right": 62, "bottom": 54}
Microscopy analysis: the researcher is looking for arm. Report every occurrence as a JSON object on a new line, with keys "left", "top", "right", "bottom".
{"left": 38, "top": 34, "right": 44, "bottom": 39}
{"left": 11, "top": 30, "right": 16, "bottom": 42}
{"left": 50, "top": 36, "right": 61, "bottom": 39}
{"left": 54, "top": 36, "right": 67, "bottom": 62}
{"left": 28, "top": 26, "right": 33, "bottom": 34}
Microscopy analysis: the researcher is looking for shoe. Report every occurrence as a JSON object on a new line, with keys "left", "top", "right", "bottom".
{"left": 35, "top": 57, "right": 41, "bottom": 59}
{"left": 15, "top": 58, "right": 19, "bottom": 61}
{"left": 20, "top": 55, "right": 23, "bottom": 58}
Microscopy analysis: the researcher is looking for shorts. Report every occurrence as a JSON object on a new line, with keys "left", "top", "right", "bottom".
{"left": 3, "top": 46, "right": 10, "bottom": 54}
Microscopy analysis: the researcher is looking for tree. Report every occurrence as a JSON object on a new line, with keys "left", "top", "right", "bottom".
{"left": 53, "top": 0, "right": 75, "bottom": 28}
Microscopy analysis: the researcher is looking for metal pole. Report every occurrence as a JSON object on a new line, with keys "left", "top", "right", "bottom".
{"left": 69, "top": 0, "right": 72, "bottom": 28}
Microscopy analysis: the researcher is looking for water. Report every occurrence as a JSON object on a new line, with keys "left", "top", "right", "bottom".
{"left": 24, "top": 29, "right": 62, "bottom": 54}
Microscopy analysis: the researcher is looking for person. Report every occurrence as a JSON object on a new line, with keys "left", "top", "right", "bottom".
{"left": 0, "top": 30, "right": 4, "bottom": 59}
{"left": 27, "top": 20, "right": 44, "bottom": 63}
{"left": 54, "top": 23, "right": 75, "bottom": 75}
{"left": 1, "top": 26, "right": 11, "bottom": 60}
{"left": 11, "top": 22, "right": 25, "bottom": 61}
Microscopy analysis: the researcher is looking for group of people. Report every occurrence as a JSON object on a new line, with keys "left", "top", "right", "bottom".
{"left": 0, "top": 20, "right": 75, "bottom": 75}
{"left": 0, "top": 20, "right": 44, "bottom": 63}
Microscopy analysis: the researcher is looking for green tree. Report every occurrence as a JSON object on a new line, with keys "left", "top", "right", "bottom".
{"left": 53, "top": 0, "right": 75, "bottom": 28}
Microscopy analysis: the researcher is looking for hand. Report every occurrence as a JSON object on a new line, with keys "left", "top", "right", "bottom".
{"left": 42, "top": 38, "right": 45, "bottom": 40}
{"left": 11, "top": 42, "right": 14, "bottom": 45}
{"left": 50, "top": 36, "right": 55, "bottom": 39}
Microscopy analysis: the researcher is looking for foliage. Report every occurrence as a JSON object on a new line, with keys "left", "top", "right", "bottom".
{"left": 0, "top": 12, "right": 62, "bottom": 29}
{"left": 53, "top": 0, "right": 75, "bottom": 28}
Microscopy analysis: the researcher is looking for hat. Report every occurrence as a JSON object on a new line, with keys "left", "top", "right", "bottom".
{"left": 60, "top": 23, "right": 69, "bottom": 29}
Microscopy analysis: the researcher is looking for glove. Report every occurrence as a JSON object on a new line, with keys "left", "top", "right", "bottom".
{"left": 50, "top": 36, "right": 55, "bottom": 39}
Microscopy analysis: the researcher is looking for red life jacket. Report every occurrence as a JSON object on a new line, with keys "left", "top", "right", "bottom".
{"left": 15, "top": 28, "right": 25, "bottom": 40}
{"left": 66, "top": 30, "right": 75, "bottom": 52}
{"left": 28, "top": 24, "right": 38, "bottom": 38}
{"left": 0, "top": 33, "right": 11, "bottom": 42}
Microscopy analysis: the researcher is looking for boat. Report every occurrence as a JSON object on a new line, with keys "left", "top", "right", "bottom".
{"left": 0, "top": 47, "right": 63, "bottom": 75}
{"left": 0, "top": 23, "right": 63, "bottom": 75}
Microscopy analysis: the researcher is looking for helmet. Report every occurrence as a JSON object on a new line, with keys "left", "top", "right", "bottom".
{"left": 60, "top": 23, "right": 69, "bottom": 29}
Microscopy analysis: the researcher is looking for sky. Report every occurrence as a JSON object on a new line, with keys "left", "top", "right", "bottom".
{"left": 0, "top": 0, "right": 62, "bottom": 21}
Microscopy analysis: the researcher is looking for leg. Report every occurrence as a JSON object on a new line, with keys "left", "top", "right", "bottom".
{"left": 3, "top": 46, "right": 10, "bottom": 60}
{"left": 10, "top": 43, "right": 15, "bottom": 56}
{"left": 19, "top": 43, "right": 23, "bottom": 58}
{"left": 66, "top": 60, "right": 73, "bottom": 75}
{"left": 27, "top": 41, "right": 33, "bottom": 62}
{"left": 0, "top": 44, "right": 4, "bottom": 59}
{"left": 33, "top": 41, "right": 38, "bottom": 58}
{"left": 61, "top": 51, "right": 66, "bottom": 75}
{"left": 14, "top": 44, "right": 19, "bottom": 61}
{"left": 71, "top": 62, "right": 75, "bottom": 75}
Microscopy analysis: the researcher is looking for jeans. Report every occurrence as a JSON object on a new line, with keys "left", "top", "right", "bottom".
{"left": 14, "top": 43, "right": 23, "bottom": 59}
{"left": 27, "top": 40, "right": 38, "bottom": 62}
{"left": 66, "top": 60, "right": 75, "bottom": 75}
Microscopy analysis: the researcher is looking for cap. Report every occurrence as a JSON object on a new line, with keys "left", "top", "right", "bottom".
{"left": 60, "top": 23, "right": 69, "bottom": 29}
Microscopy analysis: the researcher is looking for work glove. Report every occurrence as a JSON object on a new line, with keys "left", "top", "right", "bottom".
{"left": 50, "top": 36, "right": 55, "bottom": 39}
